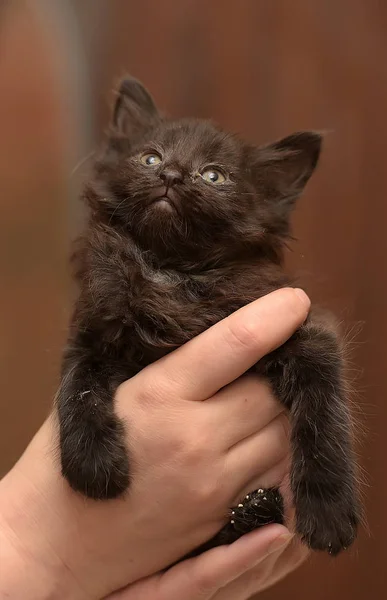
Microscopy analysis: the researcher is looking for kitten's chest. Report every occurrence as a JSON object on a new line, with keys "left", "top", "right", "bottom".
{"left": 100, "top": 256, "right": 286, "bottom": 367}
{"left": 126, "top": 267, "right": 230, "bottom": 348}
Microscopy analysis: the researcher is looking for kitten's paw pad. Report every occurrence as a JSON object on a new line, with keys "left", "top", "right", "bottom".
{"left": 296, "top": 498, "right": 360, "bottom": 555}
{"left": 60, "top": 415, "right": 129, "bottom": 500}
{"left": 231, "top": 488, "right": 284, "bottom": 535}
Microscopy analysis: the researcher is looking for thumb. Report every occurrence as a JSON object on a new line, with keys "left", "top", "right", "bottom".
{"left": 107, "top": 525, "right": 292, "bottom": 600}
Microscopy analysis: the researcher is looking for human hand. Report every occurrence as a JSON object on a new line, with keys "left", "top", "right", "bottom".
{"left": 106, "top": 524, "right": 308, "bottom": 600}
{"left": 0, "top": 288, "right": 310, "bottom": 599}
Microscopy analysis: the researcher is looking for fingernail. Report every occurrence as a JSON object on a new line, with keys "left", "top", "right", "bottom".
{"left": 268, "top": 533, "right": 293, "bottom": 555}
{"left": 293, "top": 288, "right": 311, "bottom": 309}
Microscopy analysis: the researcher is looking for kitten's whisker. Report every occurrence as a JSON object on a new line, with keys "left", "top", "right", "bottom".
{"left": 70, "top": 151, "right": 95, "bottom": 177}
{"left": 108, "top": 197, "right": 130, "bottom": 226}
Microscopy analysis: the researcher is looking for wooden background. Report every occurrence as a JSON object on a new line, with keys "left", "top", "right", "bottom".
{"left": 1, "top": 1, "right": 385, "bottom": 598}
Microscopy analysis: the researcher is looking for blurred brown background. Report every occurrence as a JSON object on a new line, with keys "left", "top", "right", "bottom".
{"left": 0, "top": 1, "right": 384, "bottom": 598}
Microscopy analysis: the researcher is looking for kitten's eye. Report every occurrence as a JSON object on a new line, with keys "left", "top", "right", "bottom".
{"left": 200, "top": 168, "right": 226, "bottom": 184}
{"left": 140, "top": 152, "right": 162, "bottom": 166}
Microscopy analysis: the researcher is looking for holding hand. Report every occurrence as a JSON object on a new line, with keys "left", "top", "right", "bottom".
{"left": 0, "top": 288, "right": 309, "bottom": 599}
{"left": 108, "top": 526, "right": 308, "bottom": 600}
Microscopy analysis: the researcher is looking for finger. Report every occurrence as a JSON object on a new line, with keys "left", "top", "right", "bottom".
{"left": 138, "top": 288, "right": 310, "bottom": 402}
{"left": 183, "top": 526, "right": 291, "bottom": 599}
{"left": 237, "top": 536, "right": 309, "bottom": 598}
{"left": 271, "top": 535, "right": 310, "bottom": 581}
{"left": 211, "top": 533, "right": 297, "bottom": 600}
{"left": 204, "top": 375, "right": 283, "bottom": 448}
{"left": 226, "top": 414, "right": 290, "bottom": 492}
{"left": 107, "top": 525, "right": 292, "bottom": 600}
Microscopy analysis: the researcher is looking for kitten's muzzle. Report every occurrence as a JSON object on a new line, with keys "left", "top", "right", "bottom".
{"left": 147, "top": 186, "right": 180, "bottom": 214}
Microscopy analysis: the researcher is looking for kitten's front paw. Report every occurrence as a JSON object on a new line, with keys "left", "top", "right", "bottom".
{"left": 295, "top": 494, "right": 360, "bottom": 555}
{"left": 59, "top": 409, "right": 129, "bottom": 500}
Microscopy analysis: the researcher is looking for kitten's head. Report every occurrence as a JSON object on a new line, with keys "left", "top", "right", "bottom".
{"left": 88, "top": 77, "right": 322, "bottom": 268}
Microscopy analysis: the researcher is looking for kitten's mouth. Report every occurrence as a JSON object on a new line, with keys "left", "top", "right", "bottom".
{"left": 147, "top": 187, "right": 179, "bottom": 215}
{"left": 152, "top": 197, "right": 176, "bottom": 213}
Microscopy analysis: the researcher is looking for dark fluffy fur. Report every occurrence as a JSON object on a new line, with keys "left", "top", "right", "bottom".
{"left": 56, "top": 76, "right": 361, "bottom": 556}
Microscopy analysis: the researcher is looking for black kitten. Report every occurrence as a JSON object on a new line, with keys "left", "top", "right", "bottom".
{"left": 56, "top": 76, "right": 361, "bottom": 555}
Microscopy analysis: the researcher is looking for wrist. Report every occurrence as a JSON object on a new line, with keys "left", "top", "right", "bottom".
{"left": 0, "top": 424, "right": 89, "bottom": 600}
{"left": 0, "top": 520, "right": 81, "bottom": 600}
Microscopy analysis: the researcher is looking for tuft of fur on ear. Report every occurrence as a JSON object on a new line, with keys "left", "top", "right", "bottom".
{"left": 112, "top": 76, "right": 160, "bottom": 140}
{"left": 253, "top": 131, "right": 323, "bottom": 214}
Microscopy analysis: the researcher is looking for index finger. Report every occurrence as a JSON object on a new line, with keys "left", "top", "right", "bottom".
{"left": 143, "top": 288, "right": 310, "bottom": 401}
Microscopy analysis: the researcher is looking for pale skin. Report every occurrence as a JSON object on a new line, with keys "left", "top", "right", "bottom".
{"left": 0, "top": 288, "right": 310, "bottom": 600}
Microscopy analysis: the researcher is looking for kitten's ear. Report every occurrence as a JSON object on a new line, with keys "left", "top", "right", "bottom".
{"left": 112, "top": 76, "right": 160, "bottom": 138}
{"left": 252, "top": 131, "right": 322, "bottom": 213}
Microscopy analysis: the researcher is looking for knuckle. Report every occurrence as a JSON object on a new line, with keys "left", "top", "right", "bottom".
{"left": 192, "top": 572, "right": 217, "bottom": 597}
{"left": 159, "top": 431, "right": 188, "bottom": 459}
{"left": 225, "top": 318, "right": 261, "bottom": 351}
{"left": 114, "top": 380, "right": 134, "bottom": 418}
{"left": 182, "top": 432, "right": 210, "bottom": 466}
{"left": 135, "top": 368, "right": 170, "bottom": 405}
{"left": 191, "top": 474, "right": 220, "bottom": 506}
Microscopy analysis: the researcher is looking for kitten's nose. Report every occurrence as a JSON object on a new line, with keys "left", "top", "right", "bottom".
{"left": 159, "top": 167, "right": 183, "bottom": 187}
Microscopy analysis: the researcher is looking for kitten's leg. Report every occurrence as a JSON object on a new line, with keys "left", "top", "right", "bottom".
{"left": 227, "top": 488, "right": 284, "bottom": 540}
{"left": 257, "top": 317, "right": 361, "bottom": 555}
{"left": 191, "top": 488, "right": 284, "bottom": 555}
{"left": 56, "top": 336, "right": 130, "bottom": 500}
